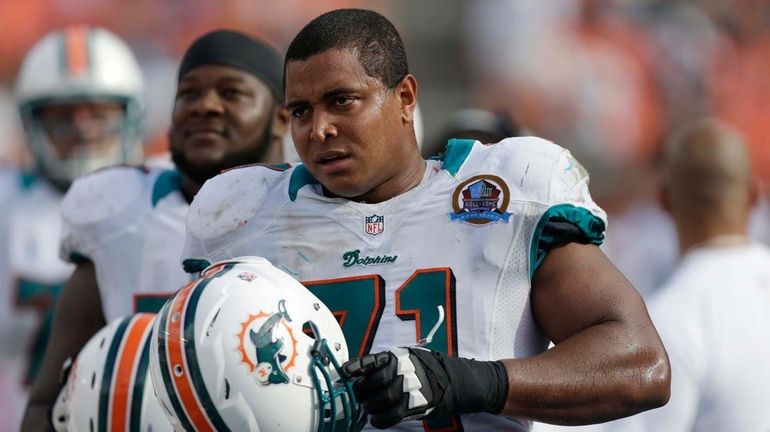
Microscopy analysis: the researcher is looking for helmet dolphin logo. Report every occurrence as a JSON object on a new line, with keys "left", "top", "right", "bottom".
{"left": 249, "top": 300, "right": 292, "bottom": 385}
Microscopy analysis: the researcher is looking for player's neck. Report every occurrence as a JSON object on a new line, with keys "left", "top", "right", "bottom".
{"left": 678, "top": 223, "right": 750, "bottom": 255}
{"left": 180, "top": 175, "right": 200, "bottom": 204}
{"left": 345, "top": 158, "right": 426, "bottom": 204}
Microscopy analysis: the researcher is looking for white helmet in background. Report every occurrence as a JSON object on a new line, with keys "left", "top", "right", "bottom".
{"left": 51, "top": 313, "right": 171, "bottom": 432}
{"left": 149, "top": 256, "right": 364, "bottom": 432}
{"left": 15, "top": 26, "right": 144, "bottom": 188}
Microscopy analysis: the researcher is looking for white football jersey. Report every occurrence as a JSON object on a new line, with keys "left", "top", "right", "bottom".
{"left": 183, "top": 137, "right": 607, "bottom": 431}
{"left": 595, "top": 241, "right": 770, "bottom": 432}
{"left": 0, "top": 168, "right": 71, "bottom": 431}
{"left": 60, "top": 166, "right": 190, "bottom": 321}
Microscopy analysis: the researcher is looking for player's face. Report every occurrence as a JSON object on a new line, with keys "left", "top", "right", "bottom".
{"left": 285, "top": 48, "right": 419, "bottom": 203}
{"left": 37, "top": 100, "right": 124, "bottom": 158}
{"left": 170, "top": 65, "right": 274, "bottom": 184}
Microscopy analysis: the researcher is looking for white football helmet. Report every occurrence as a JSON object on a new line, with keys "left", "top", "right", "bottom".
{"left": 149, "top": 256, "right": 364, "bottom": 432}
{"left": 51, "top": 313, "right": 172, "bottom": 432}
{"left": 15, "top": 25, "right": 144, "bottom": 188}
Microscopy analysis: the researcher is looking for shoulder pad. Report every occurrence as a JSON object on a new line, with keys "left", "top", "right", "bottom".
{"left": 61, "top": 166, "right": 149, "bottom": 225}
{"left": 458, "top": 137, "right": 567, "bottom": 199}
{"left": 490, "top": 136, "right": 566, "bottom": 163}
{"left": 187, "top": 167, "right": 276, "bottom": 241}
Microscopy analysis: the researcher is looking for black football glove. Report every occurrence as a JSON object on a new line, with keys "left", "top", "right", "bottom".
{"left": 340, "top": 347, "right": 509, "bottom": 429}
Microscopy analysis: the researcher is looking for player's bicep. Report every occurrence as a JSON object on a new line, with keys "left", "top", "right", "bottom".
{"left": 531, "top": 242, "right": 648, "bottom": 345}
{"left": 28, "top": 261, "right": 105, "bottom": 403}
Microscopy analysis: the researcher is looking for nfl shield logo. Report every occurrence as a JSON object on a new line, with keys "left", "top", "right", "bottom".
{"left": 365, "top": 214, "right": 384, "bottom": 236}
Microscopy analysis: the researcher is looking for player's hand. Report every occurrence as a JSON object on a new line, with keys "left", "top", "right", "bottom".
{"left": 340, "top": 347, "right": 444, "bottom": 429}
{"left": 340, "top": 346, "right": 509, "bottom": 429}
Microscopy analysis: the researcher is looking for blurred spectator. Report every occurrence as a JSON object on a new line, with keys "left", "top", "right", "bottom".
{"left": 535, "top": 119, "right": 770, "bottom": 432}
{"left": 464, "top": 0, "right": 662, "bottom": 166}
{"left": 603, "top": 119, "right": 770, "bottom": 431}
{"left": 635, "top": 1, "right": 728, "bottom": 130}
{"left": 707, "top": 0, "right": 770, "bottom": 185}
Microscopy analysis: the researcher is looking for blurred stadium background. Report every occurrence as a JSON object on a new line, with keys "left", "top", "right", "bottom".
{"left": 2, "top": 0, "right": 767, "bottom": 172}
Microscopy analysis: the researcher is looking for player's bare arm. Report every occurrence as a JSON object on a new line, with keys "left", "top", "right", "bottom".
{"left": 22, "top": 261, "right": 106, "bottom": 432}
{"left": 509, "top": 241, "right": 670, "bottom": 424}
{"left": 342, "top": 242, "right": 671, "bottom": 429}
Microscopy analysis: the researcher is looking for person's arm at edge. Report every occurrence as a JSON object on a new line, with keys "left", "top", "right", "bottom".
{"left": 500, "top": 242, "right": 670, "bottom": 425}
{"left": 21, "top": 261, "right": 106, "bottom": 432}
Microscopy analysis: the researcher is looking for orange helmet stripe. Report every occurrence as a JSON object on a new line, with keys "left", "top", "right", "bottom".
{"left": 65, "top": 26, "right": 89, "bottom": 76}
{"left": 110, "top": 313, "right": 154, "bottom": 432}
{"left": 164, "top": 280, "right": 214, "bottom": 432}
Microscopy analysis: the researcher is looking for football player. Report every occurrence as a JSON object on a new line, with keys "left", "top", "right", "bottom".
{"left": 2, "top": 26, "right": 144, "bottom": 432}
{"left": 22, "top": 29, "right": 289, "bottom": 431}
{"left": 180, "top": 8, "right": 671, "bottom": 431}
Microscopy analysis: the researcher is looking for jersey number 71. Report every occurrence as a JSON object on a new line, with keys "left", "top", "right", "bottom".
{"left": 303, "top": 267, "right": 463, "bottom": 432}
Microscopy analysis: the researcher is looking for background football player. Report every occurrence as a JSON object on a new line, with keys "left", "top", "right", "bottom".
{"left": 0, "top": 26, "right": 144, "bottom": 432}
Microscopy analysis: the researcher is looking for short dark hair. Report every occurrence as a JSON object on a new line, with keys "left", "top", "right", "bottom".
{"left": 284, "top": 9, "right": 409, "bottom": 89}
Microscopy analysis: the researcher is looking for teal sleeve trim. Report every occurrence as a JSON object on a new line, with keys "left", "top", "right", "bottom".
{"left": 68, "top": 252, "right": 91, "bottom": 264}
{"left": 152, "top": 169, "right": 182, "bottom": 207}
{"left": 269, "top": 163, "right": 291, "bottom": 171}
{"left": 288, "top": 164, "right": 319, "bottom": 202}
{"left": 183, "top": 258, "right": 211, "bottom": 274}
{"left": 432, "top": 138, "right": 475, "bottom": 176}
{"left": 529, "top": 204, "right": 606, "bottom": 279}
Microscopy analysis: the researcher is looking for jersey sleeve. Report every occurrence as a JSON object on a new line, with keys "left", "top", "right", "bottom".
{"left": 530, "top": 145, "right": 608, "bottom": 275}
{"left": 59, "top": 166, "right": 148, "bottom": 263}
{"left": 182, "top": 167, "right": 273, "bottom": 274}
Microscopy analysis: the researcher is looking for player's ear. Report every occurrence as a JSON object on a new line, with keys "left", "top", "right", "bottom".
{"left": 396, "top": 74, "right": 417, "bottom": 125}
{"left": 271, "top": 104, "right": 290, "bottom": 139}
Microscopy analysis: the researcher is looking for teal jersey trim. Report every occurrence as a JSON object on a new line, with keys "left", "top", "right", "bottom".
{"left": 288, "top": 164, "right": 320, "bottom": 202}
{"left": 16, "top": 278, "right": 64, "bottom": 383}
{"left": 430, "top": 138, "right": 475, "bottom": 176}
{"left": 529, "top": 204, "right": 606, "bottom": 279}
{"left": 151, "top": 169, "right": 182, "bottom": 207}
{"left": 183, "top": 258, "right": 211, "bottom": 274}
{"left": 19, "top": 171, "right": 38, "bottom": 191}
